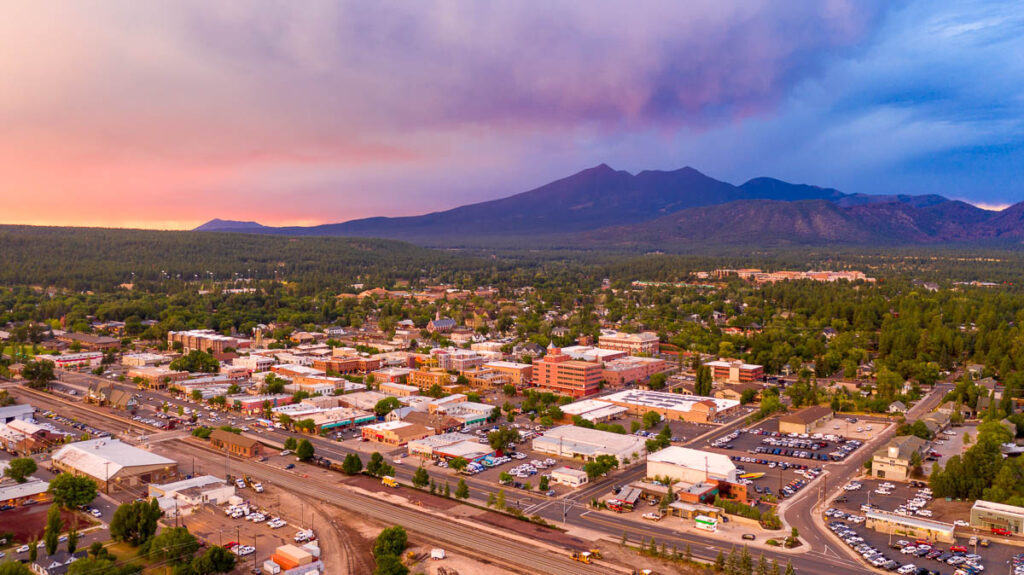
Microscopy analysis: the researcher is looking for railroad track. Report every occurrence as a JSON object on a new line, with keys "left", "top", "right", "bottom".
{"left": 169, "top": 439, "right": 623, "bottom": 575}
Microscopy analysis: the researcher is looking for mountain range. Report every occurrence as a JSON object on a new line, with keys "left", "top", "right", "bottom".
{"left": 195, "top": 164, "right": 1024, "bottom": 247}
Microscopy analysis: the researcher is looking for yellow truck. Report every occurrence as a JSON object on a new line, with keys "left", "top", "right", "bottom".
{"left": 381, "top": 476, "right": 399, "bottom": 488}
{"left": 570, "top": 551, "right": 592, "bottom": 564}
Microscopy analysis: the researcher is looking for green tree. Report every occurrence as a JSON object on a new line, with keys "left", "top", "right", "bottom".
{"left": 191, "top": 546, "right": 236, "bottom": 575}
{"left": 4, "top": 457, "right": 37, "bottom": 483}
{"left": 0, "top": 561, "right": 33, "bottom": 575}
{"left": 48, "top": 473, "right": 97, "bottom": 508}
{"left": 714, "top": 550, "right": 725, "bottom": 572}
{"left": 372, "top": 553, "right": 409, "bottom": 575}
{"left": 44, "top": 504, "right": 62, "bottom": 556}
{"left": 539, "top": 475, "right": 549, "bottom": 491}
{"left": 28, "top": 538, "right": 37, "bottom": 563}
{"left": 169, "top": 350, "right": 219, "bottom": 373}
{"left": 487, "top": 426, "right": 520, "bottom": 453}
{"left": 448, "top": 457, "right": 468, "bottom": 473}
{"left": 22, "top": 359, "right": 55, "bottom": 389}
{"left": 373, "top": 526, "right": 408, "bottom": 558}
{"left": 283, "top": 437, "right": 298, "bottom": 450}
{"left": 642, "top": 410, "right": 662, "bottom": 429}
{"left": 648, "top": 372, "right": 668, "bottom": 391}
{"left": 495, "top": 489, "right": 506, "bottom": 510}
{"left": 342, "top": 453, "right": 363, "bottom": 475}
{"left": 296, "top": 438, "right": 315, "bottom": 461}
{"left": 412, "top": 467, "right": 429, "bottom": 488}
{"left": 455, "top": 479, "right": 469, "bottom": 499}
{"left": 373, "top": 397, "right": 402, "bottom": 417}
{"left": 66, "top": 527, "right": 78, "bottom": 555}
{"left": 110, "top": 499, "right": 162, "bottom": 545}
{"left": 149, "top": 527, "right": 199, "bottom": 564}
{"left": 695, "top": 365, "right": 712, "bottom": 396}
{"left": 785, "top": 561, "right": 795, "bottom": 575}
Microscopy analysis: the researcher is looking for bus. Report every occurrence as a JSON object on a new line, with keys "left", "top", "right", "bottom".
{"left": 695, "top": 515, "right": 718, "bottom": 533}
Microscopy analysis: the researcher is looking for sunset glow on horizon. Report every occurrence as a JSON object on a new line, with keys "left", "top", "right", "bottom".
{"left": 4, "top": 0, "right": 1024, "bottom": 229}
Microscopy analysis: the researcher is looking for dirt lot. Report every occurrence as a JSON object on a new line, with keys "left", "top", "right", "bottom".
{"left": 0, "top": 504, "right": 95, "bottom": 546}
{"left": 405, "top": 545, "right": 519, "bottom": 575}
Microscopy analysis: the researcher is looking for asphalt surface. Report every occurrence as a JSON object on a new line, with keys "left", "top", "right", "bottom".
{"left": 8, "top": 371, "right": 962, "bottom": 574}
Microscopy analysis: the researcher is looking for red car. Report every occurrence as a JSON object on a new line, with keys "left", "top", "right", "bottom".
{"left": 992, "top": 527, "right": 1013, "bottom": 536}
{"left": 949, "top": 545, "right": 967, "bottom": 553}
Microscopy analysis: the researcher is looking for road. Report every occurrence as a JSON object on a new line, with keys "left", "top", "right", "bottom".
{"left": 170, "top": 439, "right": 622, "bottom": 575}
{"left": 781, "top": 382, "right": 953, "bottom": 565}
{"left": 17, "top": 372, "right": 961, "bottom": 574}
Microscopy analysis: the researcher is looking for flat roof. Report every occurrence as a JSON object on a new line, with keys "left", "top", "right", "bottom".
{"left": 483, "top": 361, "right": 532, "bottom": 370}
{"left": 602, "top": 390, "right": 739, "bottom": 412}
{"left": 409, "top": 432, "right": 477, "bottom": 449}
{"left": 560, "top": 399, "right": 614, "bottom": 415}
{"left": 151, "top": 475, "right": 226, "bottom": 494}
{"left": 866, "top": 510, "right": 954, "bottom": 533}
{"left": 535, "top": 425, "right": 646, "bottom": 453}
{"left": 551, "top": 467, "right": 588, "bottom": 478}
{"left": 972, "top": 499, "right": 1024, "bottom": 518}
{"left": 0, "top": 479, "right": 49, "bottom": 500}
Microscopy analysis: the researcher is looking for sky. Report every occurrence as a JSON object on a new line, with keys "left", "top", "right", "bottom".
{"left": 2, "top": 0, "right": 1024, "bottom": 229}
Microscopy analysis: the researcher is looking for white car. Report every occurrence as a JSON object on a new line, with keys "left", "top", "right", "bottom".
{"left": 954, "top": 519, "right": 970, "bottom": 527}
{"left": 15, "top": 545, "right": 29, "bottom": 554}
{"left": 898, "top": 564, "right": 917, "bottom": 574}
{"left": 91, "top": 508, "right": 103, "bottom": 518}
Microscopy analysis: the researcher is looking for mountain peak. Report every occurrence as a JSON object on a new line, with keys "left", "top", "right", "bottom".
{"left": 194, "top": 218, "right": 266, "bottom": 232}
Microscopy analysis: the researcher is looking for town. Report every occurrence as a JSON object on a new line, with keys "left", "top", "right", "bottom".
{"left": 1, "top": 266, "right": 1023, "bottom": 575}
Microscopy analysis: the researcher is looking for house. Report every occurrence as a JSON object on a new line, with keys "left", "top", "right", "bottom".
{"left": 871, "top": 435, "right": 927, "bottom": 482}
{"left": 31, "top": 550, "right": 87, "bottom": 575}
{"left": 714, "top": 382, "right": 762, "bottom": 403}
{"left": 920, "top": 411, "right": 950, "bottom": 435}
{"left": 778, "top": 406, "right": 834, "bottom": 435}
{"left": 86, "top": 382, "right": 138, "bottom": 409}
{"left": 209, "top": 429, "right": 262, "bottom": 458}
{"left": 888, "top": 401, "right": 908, "bottom": 414}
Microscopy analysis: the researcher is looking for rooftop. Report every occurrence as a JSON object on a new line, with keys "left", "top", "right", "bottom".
{"left": 779, "top": 405, "right": 834, "bottom": 425}
{"left": 602, "top": 390, "right": 739, "bottom": 412}
{"left": 971, "top": 499, "right": 1024, "bottom": 518}
{"left": 647, "top": 446, "right": 736, "bottom": 480}
{"left": 53, "top": 439, "right": 175, "bottom": 478}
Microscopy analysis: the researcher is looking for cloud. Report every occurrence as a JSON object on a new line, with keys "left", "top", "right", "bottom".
{"left": 0, "top": 0, "right": 888, "bottom": 227}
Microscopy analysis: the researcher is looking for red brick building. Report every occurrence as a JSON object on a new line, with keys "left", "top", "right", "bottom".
{"left": 533, "top": 346, "right": 603, "bottom": 398}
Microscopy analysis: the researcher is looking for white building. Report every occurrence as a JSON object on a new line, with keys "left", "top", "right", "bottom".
{"left": 121, "top": 353, "right": 168, "bottom": 367}
{"left": 233, "top": 355, "right": 276, "bottom": 373}
{"left": 550, "top": 467, "right": 589, "bottom": 488}
{"left": 533, "top": 425, "right": 647, "bottom": 463}
{"left": 559, "top": 399, "right": 628, "bottom": 423}
{"left": 646, "top": 446, "right": 738, "bottom": 484}
{"left": 597, "top": 330, "right": 660, "bottom": 355}
{"left": 37, "top": 352, "right": 103, "bottom": 369}
{"left": 148, "top": 475, "right": 235, "bottom": 516}
{"left": 0, "top": 404, "right": 35, "bottom": 424}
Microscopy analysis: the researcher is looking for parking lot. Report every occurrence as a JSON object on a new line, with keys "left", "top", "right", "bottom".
{"left": 926, "top": 425, "right": 974, "bottom": 475}
{"left": 828, "top": 477, "right": 1019, "bottom": 574}
{"left": 183, "top": 487, "right": 317, "bottom": 570}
